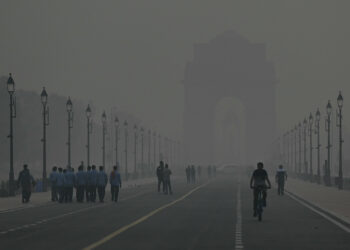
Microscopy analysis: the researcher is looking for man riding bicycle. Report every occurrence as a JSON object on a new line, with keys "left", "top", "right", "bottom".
{"left": 250, "top": 162, "right": 271, "bottom": 217}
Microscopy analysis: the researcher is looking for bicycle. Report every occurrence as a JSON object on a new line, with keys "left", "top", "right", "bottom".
{"left": 256, "top": 186, "right": 265, "bottom": 221}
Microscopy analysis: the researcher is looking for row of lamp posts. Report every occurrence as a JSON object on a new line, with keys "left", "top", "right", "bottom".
{"left": 281, "top": 92, "right": 344, "bottom": 189}
{"left": 5, "top": 72, "right": 182, "bottom": 195}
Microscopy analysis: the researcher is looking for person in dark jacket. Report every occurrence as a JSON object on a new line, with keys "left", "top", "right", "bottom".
{"left": 89, "top": 165, "right": 98, "bottom": 202}
{"left": 186, "top": 166, "right": 191, "bottom": 184}
{"left": 191, "top": 165, "right": 196, "bottom": 183}
{"left": 163, "top": 164, "right": 172, "bottom": 195}
{"left": 17, "top": 165, "right": 35, "bottom": 203}
{"left": 156, "top": 161, "right": 165, "bottom": 192}
{"left": 97, "top": 166, "right": 108, "bottom": 202}
{"left": 86, "top": 166, "right": 92, "bottom": 202}
{"left": 75, "top": 165, "right": 86, "bottom": 202}
{"left": 110, "top": 166, "right": 122, "bottom": 202}
{"left": 49, "top": 166, "right": 58, "bottom": 202}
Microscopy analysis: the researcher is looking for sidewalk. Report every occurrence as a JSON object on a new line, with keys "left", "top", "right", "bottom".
{"left": 286, "top": 178, "right": 350, "bottom": 225}
{"left": 0, "top": 177, "right": 157, "bottom": 213}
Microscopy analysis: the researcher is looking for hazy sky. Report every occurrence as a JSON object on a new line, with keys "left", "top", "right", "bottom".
{"left": 1, "top": 0, "right": 350, "bottom": 139}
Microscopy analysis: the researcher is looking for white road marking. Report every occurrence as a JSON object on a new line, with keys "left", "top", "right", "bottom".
{"left": 0, "top": 190, "right": 150, "bottom": 235}
{"left": 286, "top": 192, "right": 350, "bottom": 233}
{"left": 234, "top": 182, "right": 244, "bottom": 250}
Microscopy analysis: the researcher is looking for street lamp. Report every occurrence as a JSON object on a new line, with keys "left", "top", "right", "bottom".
{"left": 294, "top": 125, "right": 298, "bottom": 174}
{"left": 158, "top": 134, "right": 162, "bottom": 161}
{"left": 290, "top": 128, "right": 294, "bottom": 174}
{"left": 325, "top": 100, "right": 332, "bottom": 186}
{"left": 140, "top": 127, "right": 144, "bottom": 176}
{"left": 308, "top": 113, "right": 313, "bottom": 181}
{"left": 124, "top": 120, "right": 128, "bottom": 180}
{"left": 303, "top": 118, "right": 308, "bottom": 178}
{"left": 7, "top": 73, "right": 16, "bottom": 196}
{"left": 41, "top": 87, "right": 49, "bottom": 191}
{"left": 102, "top": 111, "right": 107, "bottom": 167}
{"left": 115, "top": 116, "right": 119, "bottom": 167}
{"left": 298, "top": 122, "right": 302, "bottom": 175}
{"left": 66, "top": 97, "right": 73, "bottom": 168}
{"left": 153, "top": 131, "right": 156, "bottom": 169}
{"left": 86, "top": 104, "right": 92, "bottom": 166}
{"left": 337, "top": 91, "right": 344, "bottom": 189}
{"left": 315, "top": 108, "right": 321, "bottom": 183}
{"left": 134, "top": 124, "right": 138, "bottom": 176}
{"left": 148, "top": 129, "right": 151, "bottom": 174}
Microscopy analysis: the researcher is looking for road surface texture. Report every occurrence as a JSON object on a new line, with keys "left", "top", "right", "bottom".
{"left": 0, "top": 166, "right": 349, "bottom": 250}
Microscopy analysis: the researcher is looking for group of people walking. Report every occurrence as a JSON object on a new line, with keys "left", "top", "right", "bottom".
{"left": 49, "top": 163, "right": 122, "bottom": 203}
{"left": 156, "top": 161, "right": 173, "bottom": 195}
{"left": 185, "top": 165, "right": 217, "bottom": 184}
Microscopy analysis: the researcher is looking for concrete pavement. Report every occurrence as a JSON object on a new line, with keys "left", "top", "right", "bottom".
{"left": 0, "top": 167, "right": 349, "bottom": 250}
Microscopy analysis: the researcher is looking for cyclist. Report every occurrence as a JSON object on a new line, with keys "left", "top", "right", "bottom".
{"left": 250, "top": 162, "right": 271, "bottom": 217}
{"left": 275, "top": 165, "right": 287, "bottom": 195}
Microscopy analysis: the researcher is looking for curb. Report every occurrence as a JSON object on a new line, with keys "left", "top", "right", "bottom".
{"left": 285, "top": 189, "right": 350, "bottom": 230}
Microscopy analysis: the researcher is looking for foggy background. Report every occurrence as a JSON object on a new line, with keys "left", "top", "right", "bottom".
{"left": 0, "top": 0, "right": 350, "bottom": 176}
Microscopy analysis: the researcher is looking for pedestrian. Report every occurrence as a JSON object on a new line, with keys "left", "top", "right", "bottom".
{"left": 97, "top": 166, "right": 108, "bottom": 202}
{"left": 207, "top": 166, "right": 212, "bottom": 178}
{"left": 57, "top": 167, "right": 65, "bottom": 203}
{"left": 86, "top": 166, "right": 92, "bottom": 202}
{"left": 75, "top": 165, "right": 86, "bottom": 202}
{"left": 275, "top": 165, "right": 287, "bottom": 195}
{"left": 17, "top": 164, "right": 35, "bottom": 203}
{"left": 64, "top": 167, "right": 75, "bottom": 202}
{"left": 49, "top": 166, "right": 58, "bottom": 201}
{"left": 156, "top": 161, "right": 165, "bottom": 192}
{"left": 185, "top": 166, "right": 191, "bottom": 184}
{"left": 197, "top": 166, "right": 201, "bottom": 180}
{"left": 163, "top": 164, "right": 172, "bottom": 195}
{"left": 89, "top": 165, "right": 98, "bottom": 202}
{"left": 110, "top": 166, "right": 122, "bottom": 202}
{"left": 191, "top": 165, "right": 196, "bottom": 183}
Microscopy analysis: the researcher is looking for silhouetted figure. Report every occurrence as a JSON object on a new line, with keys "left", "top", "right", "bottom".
{"left": 64, "top": 167, "right": 75, "bottom": 202}
{"left": 191, "top": 165, "right": 196, "bottom": 183}
{"left": 17, "top": 165, "right": 35, "bottom": 203}
{"left": 163, "top": 164, "right": 172, "bottom": 195}
{"left": 75, "top": 165, "right": 86, "bottom": 202}
{"left": 156, "top": 161, "right": 165, "bottom": 192}
{"left": 97, "top": 166, "right": 108, "bottom": 202}
{"left": 197, "top": 166, "right": 201, "bottom": 180}
{"left": 89, "top": 165, "right": 98, "bottom": 202}
{"left": 250, "top": 162, "right": 271, "bottom": 217}
{"left": 110, "top": 166, "right": 122, "bottom": 202}
{"left": 207, "top": 166, "right": 212, "bottom": 178}
{"left": 86, "top": 166, "right": 92, "bottom": 202}
{"left": 57, "top": 167, "right": 65, "bottom": 203}
{"left": 49, "top": 166, "right": 58, "bottom": 201}
{"left": 185, "top": 166, "right": 191, "bottom": 184}
{"left": 275, "top": 165, "right": 287, "bottom": 195}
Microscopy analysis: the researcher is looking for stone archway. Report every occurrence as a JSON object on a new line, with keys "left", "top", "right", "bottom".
{"left": 183, "top": 31, "right": 277, "bottom": 165}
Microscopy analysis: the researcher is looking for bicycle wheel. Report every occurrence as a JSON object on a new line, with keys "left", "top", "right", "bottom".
{"left": 258, "top": 210, "right": 262, "bottom": 221}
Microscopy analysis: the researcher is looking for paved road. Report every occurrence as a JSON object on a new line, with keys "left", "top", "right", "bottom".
{"left": 0, "top": 167, "right": 349, "bottom": 250}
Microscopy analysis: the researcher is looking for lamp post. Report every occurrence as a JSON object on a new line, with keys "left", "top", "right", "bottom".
{"left": 124, "top": 121, "right": 128, "bottom": 180}
{"left": 114, "top": 117, "right": 119, "bottom": 167}
{"left": 148, "top": 129, "right": 151, "bottom": 174}
{"left": 315, "top": 109, "right": 321, "bottom": 184}
{"left": 140, "top": 127, "right": 144, "bottom": 176}
{"left": 66, "top": 97, "right": 73, "bottom": 168}
{"left": 337, "top": 92, "right": 344, "bottom": 189}
{"left": 102, "top": 112, "right": 107, "bottom": 167}
{"left": 303, "top": 118, "right": 308, "bottom": 178}
{"left": 294, "top": 125, "right": 297, "bottom": 174}
{"left": 134, "top": 124, "right": 138, "bottom": 176}
{"left": 325, "top": 100, "right": 332, "bottom": 186}
{"left": 298, "top": 122, "right": 302, "bottom": 175}
{"left": 153, "top": 131, "right": 156, "bottom": 169}
{"left": 290, "top": 128, "right": 294, "bottom": 174}
{"left": 159, "top": 134, "right": 162, "bottom": 161}
{"left": 7, "top": 74, "right": 16, "bottom": 196}
{"left": 40, "top": 87, "right": 49, "bottom": 191}
{"left": 308, "top": 113, "right": 313, "bottom": 181}
{"left": 86, "top": 105, "right": 92, "bottom": 166}
{"left": 286, "top": 132, "right": 290, "bottom": 171}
